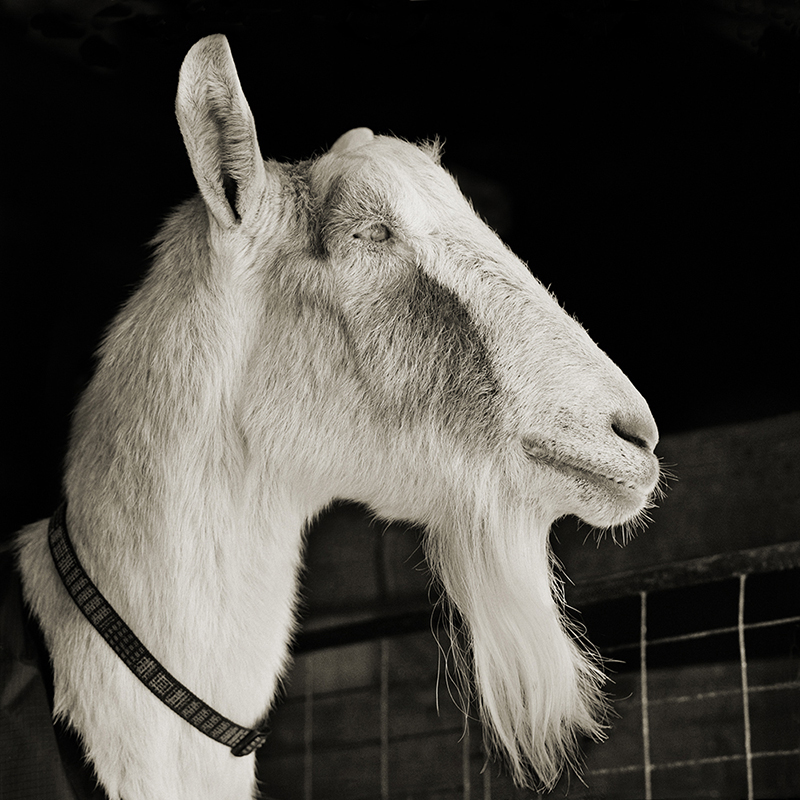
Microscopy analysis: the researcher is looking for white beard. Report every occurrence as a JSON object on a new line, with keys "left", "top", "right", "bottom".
{"left": 424, "top": 478, "right": 607, "bottom": 789}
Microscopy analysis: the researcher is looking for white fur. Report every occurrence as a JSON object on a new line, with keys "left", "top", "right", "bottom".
{"left": 16, "top": 34, "right": 660, "bottom": 798}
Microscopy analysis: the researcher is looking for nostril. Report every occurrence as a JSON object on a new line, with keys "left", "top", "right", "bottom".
{"left": 612, "top": 423, "right": 648, "bottom": 450}
{"left": 611, "top": 413, "right": 658, "bottom": 453}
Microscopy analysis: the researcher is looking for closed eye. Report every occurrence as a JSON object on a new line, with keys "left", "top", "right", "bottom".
{"left": 354, "top": 222, "right": 391, "bottom": 242}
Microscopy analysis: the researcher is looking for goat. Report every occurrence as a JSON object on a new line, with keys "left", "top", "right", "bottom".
{"left": 13, "top": 34, "right": 660, "bottom": 799}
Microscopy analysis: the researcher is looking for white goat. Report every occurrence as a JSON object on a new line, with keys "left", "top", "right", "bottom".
{"left": 15, "top": 34, "right": 660, "bottom": 800}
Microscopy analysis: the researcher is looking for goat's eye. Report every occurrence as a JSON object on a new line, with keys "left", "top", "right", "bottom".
{"left": 354, "top": 222, "right": 391, "bottom": 242}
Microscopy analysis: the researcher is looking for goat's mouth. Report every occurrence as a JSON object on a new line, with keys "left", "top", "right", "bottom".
{"left": 521, "top": 438, "right": 656, "bottom": 513}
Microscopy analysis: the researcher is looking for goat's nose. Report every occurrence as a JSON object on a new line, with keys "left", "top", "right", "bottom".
{"left": 611, "top": 409, "right": 659, "bottom": 453}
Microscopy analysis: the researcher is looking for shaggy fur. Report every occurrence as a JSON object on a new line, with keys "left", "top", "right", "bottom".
{"left": 15, "top": 35, "right": 660, "bottom": 799}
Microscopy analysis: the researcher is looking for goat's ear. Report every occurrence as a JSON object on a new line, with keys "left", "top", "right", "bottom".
{"left": 330, "top": 128, "right": 374, "bottom": 154}
{"left": 176, "top": 35, "right": 267, "bottom": 229}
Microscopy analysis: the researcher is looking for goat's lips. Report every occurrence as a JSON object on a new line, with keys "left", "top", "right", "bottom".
{"left": 521, "top": 439, "right": 649, "bottom": 500}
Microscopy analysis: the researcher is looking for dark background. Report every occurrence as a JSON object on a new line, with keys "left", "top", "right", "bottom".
{"left": 3, "top": 0, "right": 799, "bottom": 535}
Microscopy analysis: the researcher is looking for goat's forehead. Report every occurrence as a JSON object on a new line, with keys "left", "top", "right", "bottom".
{"left": 308, "top": 137, "right": 460, "bottom": 210}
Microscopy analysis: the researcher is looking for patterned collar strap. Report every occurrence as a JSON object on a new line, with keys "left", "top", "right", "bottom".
{"left": 47, "top": 502, "right": 268, "bottom": 758}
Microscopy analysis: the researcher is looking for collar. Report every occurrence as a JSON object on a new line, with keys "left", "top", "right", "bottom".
{"left": 47, "top": 502, "right": 268, "bottom": 758}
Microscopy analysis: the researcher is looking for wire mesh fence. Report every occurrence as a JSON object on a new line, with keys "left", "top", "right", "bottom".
{"left": 258, "top": 542, "right": 800, "bottom": 800}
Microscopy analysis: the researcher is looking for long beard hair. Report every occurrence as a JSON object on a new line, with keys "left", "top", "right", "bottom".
{"left": 423, "top": 467, "right": 608, "bottom": 790}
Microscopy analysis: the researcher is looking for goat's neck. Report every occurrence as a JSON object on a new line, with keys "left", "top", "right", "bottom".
{"left": 61, "top": 219, "right": 311, "bottom": 723}
{"left": 65, "top": 439, "right": 308, "bottom": 725}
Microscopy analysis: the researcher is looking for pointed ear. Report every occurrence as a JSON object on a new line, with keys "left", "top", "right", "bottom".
{"left": 176, "top": 35, "right": 268, "bottom": 229}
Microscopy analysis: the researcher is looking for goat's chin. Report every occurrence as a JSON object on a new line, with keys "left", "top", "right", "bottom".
{"left": 574, "top": 491, "right": 652, "bottom": 531}
{"left": 424, "top": 495, "right": 608, "bottom": 790}
{"left": 547, "top": 469, "right": 658, "bottom": 533}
